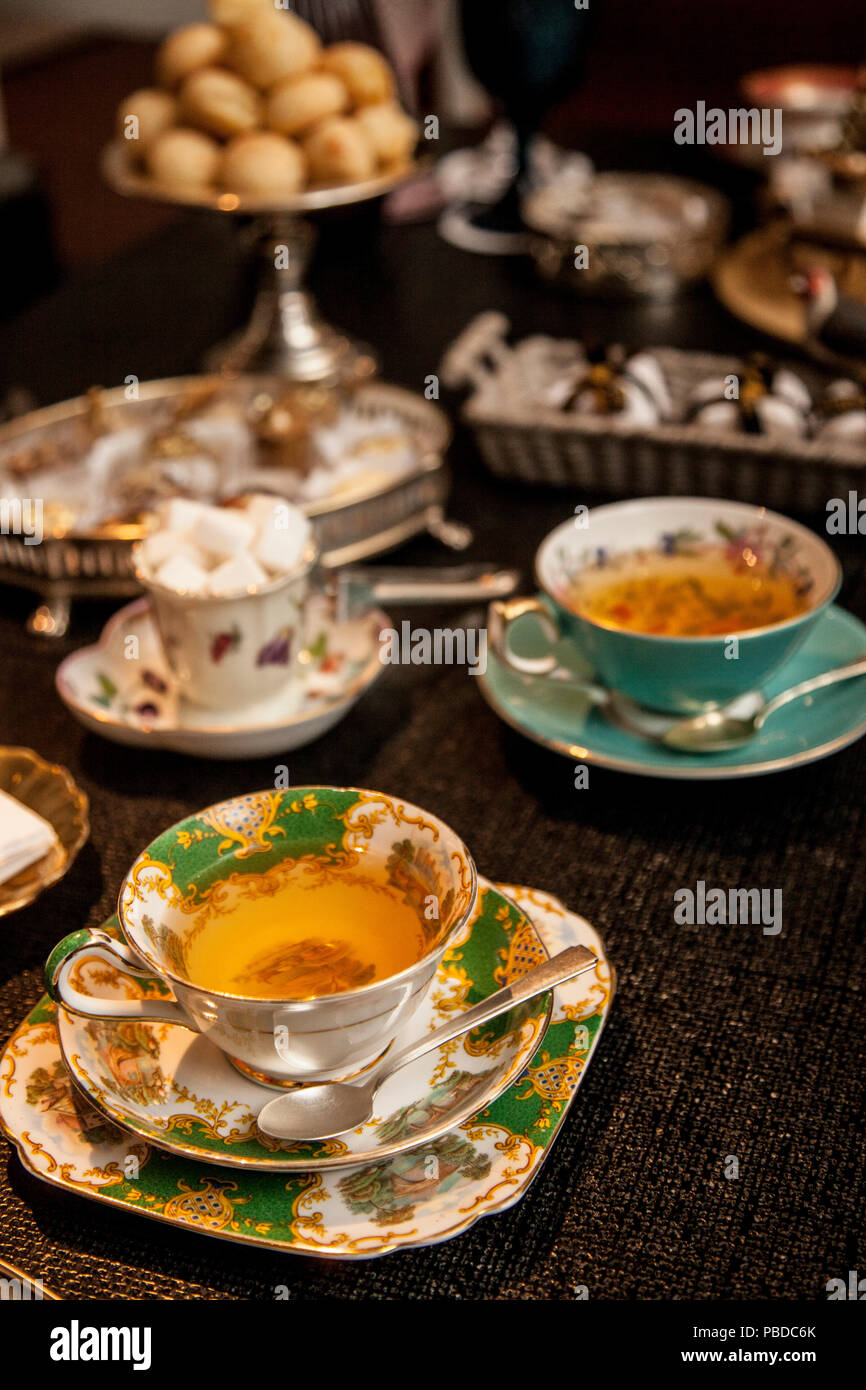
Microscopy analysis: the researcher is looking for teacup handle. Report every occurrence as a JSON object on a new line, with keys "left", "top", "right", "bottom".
{"left": 488, "top": 597, "right": 610, "bottom": 701}
{"left": 488, "top": 597, "right": 562, "bottom": 675}
{"left": 45, "top": 927, "right": 195, "bottom": 1028}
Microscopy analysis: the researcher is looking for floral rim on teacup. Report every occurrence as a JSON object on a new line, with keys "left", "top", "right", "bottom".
{"left": 540, "top": 497, "right": 842, "bottom": 643}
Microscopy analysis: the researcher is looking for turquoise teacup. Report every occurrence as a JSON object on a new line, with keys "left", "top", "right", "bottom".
{"left": 490, "top": 498, "right": 841, "bottom": 714}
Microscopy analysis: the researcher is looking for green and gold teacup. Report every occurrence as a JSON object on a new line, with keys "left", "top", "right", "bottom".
{"left": 46, "top": 788, "right": 477, "bottom": 1088}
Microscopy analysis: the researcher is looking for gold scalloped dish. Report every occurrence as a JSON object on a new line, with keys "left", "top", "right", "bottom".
{"left": 0, "top": 748, "right": 89, "bottom": 917}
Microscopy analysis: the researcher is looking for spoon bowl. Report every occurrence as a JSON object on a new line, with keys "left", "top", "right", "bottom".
{"left": 257, "top": 943, "right": 598, "bottom": 1142}
{"left": 663, "top": 656, "right": 866, "bottom": 752}
{"left": 260, "top": 1081, "right": 373, "bottom": 1142}
{"left": 516, "top": 654, "right": 866, "bottom": 753}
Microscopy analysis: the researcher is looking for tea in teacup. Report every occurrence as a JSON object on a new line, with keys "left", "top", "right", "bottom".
{"left": 48, "top": 787, "right": 477, "bottom": 1085}
{"left": 567, "top": 545, "right": 810, "bottom": 637}
{"left": 493, "top": 498, "right": 841, "bottom": 713}
{"left": 185, "top": 870, "right": 427, "bottom": 1000}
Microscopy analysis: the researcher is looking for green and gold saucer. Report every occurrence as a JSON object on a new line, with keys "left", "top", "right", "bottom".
{"left": 0, "top": 885, "right": 612, "bottom": 1259}
{"left": 55, "top": 879, "right": 554, "bottom": 1172}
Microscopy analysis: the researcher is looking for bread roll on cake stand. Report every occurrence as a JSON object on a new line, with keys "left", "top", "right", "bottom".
{"left": 102, "top": 140, "right": 418, "bottom": 383}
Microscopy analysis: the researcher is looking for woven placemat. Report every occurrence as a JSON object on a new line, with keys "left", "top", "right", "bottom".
{"left": 0, "top": 208, "right": 864, "bottom": 1299}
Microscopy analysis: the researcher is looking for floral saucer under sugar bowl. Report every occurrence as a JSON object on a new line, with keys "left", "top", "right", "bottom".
{"left": 55, "top": 594, "right": 387, "bottom": 759}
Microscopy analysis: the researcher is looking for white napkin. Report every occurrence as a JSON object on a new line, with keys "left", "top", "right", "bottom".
{"left": 0, "top": 789, "right": 58, "bottom": 885}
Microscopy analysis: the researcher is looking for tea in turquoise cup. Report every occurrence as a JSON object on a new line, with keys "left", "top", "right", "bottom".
{"left": 490, "top": 497, "right": 841, "bottom": 714}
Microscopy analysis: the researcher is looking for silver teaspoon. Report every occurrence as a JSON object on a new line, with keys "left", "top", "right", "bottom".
{"left": 663, "top": 654, "right": 866, "bottom": 753}
{"left": 256, "top": 944, "right": 598, "bottom": 1142}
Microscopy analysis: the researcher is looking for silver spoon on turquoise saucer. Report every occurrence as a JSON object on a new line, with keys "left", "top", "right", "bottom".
{"left": 257, "top": 944, "right": 598, "bottom": 1143}
{"left": 495, "top": 642, "right": 866, "bottom": 753}
{"left": 663, "top": 655, "right": 866, "bottom": 753}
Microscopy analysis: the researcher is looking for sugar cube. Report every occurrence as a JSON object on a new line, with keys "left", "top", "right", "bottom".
{"left": 141, "top": 529, "right": 201, "bottom": 572}
{"left": 193, "top": 504, "right": 255, "bottom": 562}
{"left": 154, "top": 553, "right": 210, "bottom": 594}
{"left": 253, "top": 502, "right": 312, "bottom": 574}
{"left": 163, "top": 497, "right": 212, "bottom": 537}
{"left": 207, "top": 553, "right": 267, "bottom": 595}
{"left": 242, "top": 493, "right": 286, "bottom": 531}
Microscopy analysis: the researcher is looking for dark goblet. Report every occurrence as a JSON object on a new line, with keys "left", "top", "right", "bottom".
{"left": 458, "top": 0, "right": 598, "bottom": 240}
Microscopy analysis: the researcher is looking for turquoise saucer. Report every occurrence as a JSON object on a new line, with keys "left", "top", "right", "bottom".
{"left": 478, "top": 604, "right": 866, "bottom": 779}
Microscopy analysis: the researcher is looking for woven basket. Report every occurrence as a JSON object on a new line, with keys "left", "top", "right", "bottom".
{"left": 449, "top": 326, "right": 866, "bottom": 511}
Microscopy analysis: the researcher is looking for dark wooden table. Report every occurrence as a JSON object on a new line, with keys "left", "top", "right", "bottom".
{"left": 0, "top": 171, "right": 864, "bottom": 1300}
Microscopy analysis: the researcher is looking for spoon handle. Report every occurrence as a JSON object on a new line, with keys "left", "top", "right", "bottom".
{"left": 757, "top": 654, "right": 866, "bottom": 726}
{"left": 380, "top": 945, "right": 599, "bottom": 1080}
{"left": 335, "top": 565, "right": 519, "bottom": 620}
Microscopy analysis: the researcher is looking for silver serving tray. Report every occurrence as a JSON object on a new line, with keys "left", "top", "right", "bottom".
{"left": 523, "top": 173, "right": 729, "bottom": 300}
{"left": 0, "top": 377, "right": 457, "bottom": 632}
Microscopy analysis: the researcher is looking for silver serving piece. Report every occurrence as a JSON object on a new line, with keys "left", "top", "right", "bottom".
{"left": 522, "top": 172, "right": 729, "bottom": 299}
{"left": 0, "top": 377, "right": 465, "bottom": 636}
{"left": 102, "top": 142, "right": 423, "bottom": 383}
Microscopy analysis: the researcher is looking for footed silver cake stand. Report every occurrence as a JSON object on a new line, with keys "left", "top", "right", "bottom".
{"left": 102, "top": 142, "right": 420, "bottom": 384}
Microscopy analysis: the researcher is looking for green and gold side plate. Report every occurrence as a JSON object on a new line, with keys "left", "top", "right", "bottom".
{"left": 0, "top": 885, "right": 612, "bottom": 1259}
